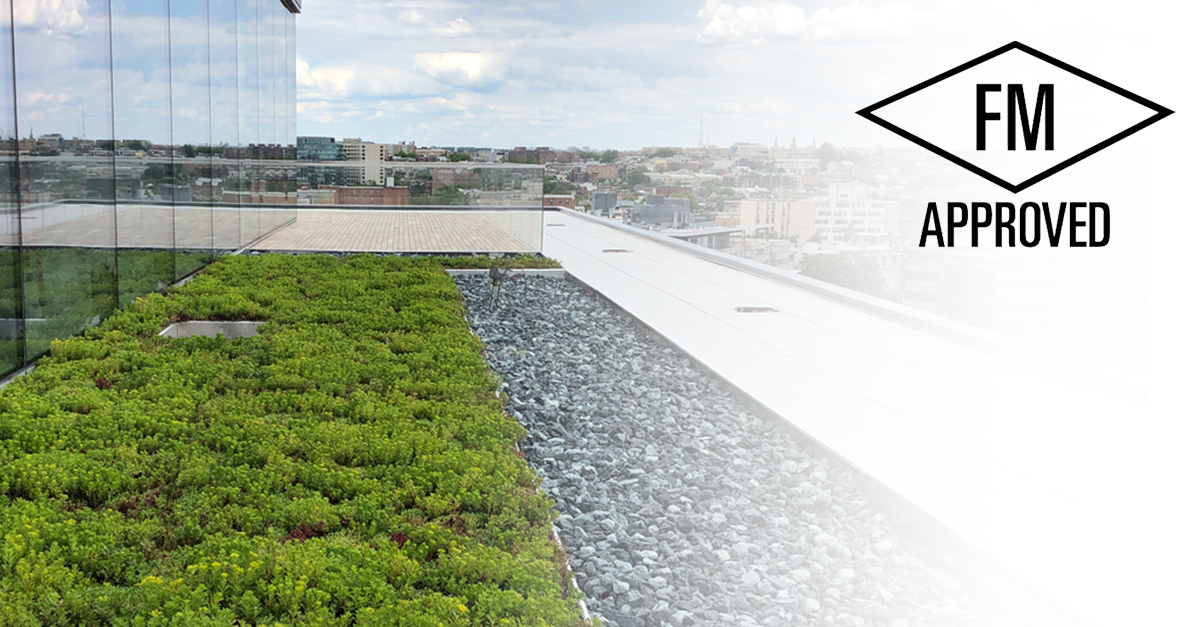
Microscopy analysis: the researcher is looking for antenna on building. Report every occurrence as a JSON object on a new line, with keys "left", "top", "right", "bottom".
{"left": 81, "top": 106, "right": 86, "bottom": 139}
{"left": 698, "top": 112, "right": 704, "bottom": 148}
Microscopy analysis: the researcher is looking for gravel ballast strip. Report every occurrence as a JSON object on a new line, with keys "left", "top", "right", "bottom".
{"left": 456, "top": 275, "right": 995, "bottom": 627}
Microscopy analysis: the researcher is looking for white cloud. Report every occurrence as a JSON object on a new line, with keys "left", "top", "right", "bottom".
{"left": 436, "top": 18, "right": 475, "bottom": 36}
{"left": 808, "top": 2, "right": 920, "bottom": 43}
{"left": 413, "top": 52, "right": 505, "bottom": 88}
{"left": 696, "top": 0, "right": 807, "bottom": 43}
{"left": 13, "top": 0, "right": 89, "bottom": 36}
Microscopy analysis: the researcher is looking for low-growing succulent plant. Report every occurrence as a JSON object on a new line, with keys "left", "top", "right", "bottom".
{"left": 0, "top": 254, "right": 590, "bottom": 627}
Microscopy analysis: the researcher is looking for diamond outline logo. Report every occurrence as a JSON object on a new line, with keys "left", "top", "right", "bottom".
{"left": 857, "top": 41, "right": 1174, "bottom": 193}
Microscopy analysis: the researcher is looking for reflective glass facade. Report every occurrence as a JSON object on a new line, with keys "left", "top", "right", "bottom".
{"left": 1, "top": 0, "right": 299, "bottom": 377}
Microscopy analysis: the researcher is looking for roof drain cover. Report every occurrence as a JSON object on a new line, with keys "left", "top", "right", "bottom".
{"left": 735, "top": 306, "right": 779, "bottom": 313}
{"left": 602, "top": 249, "right": 633, "bottom": 253}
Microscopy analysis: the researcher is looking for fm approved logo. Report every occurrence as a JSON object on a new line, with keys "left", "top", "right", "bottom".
{"left": 857, "top": 42, "right": 1172, "bottom": 192}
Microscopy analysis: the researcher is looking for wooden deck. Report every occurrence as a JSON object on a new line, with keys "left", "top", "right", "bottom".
{"left": 3, "top": 206, "right": 540, "bottom": 254}
{"left": 252, "top": 210, "right": 537, "bottom": 253}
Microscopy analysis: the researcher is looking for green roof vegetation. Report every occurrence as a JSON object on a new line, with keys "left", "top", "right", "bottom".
{"left": 0, "top": 254, "right": 588, "bottom": 626}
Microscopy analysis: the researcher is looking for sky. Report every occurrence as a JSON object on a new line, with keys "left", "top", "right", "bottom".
{"left": 294, "top": 0, "right": 1188, "bottom": 150}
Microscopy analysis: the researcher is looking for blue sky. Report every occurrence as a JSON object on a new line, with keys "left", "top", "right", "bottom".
{"left": 295, "top": 0, "right": 950, "bottom": 149}
{"left": 8, "top": 0, "right": 1180, "bottom": 153}
{"left": 295, "top": 0, "right": 1182, "bottom": 150}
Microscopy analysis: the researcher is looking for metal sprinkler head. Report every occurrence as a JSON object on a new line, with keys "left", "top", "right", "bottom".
{"left": 488, "top": 266, "right": 512, "bottom": 311}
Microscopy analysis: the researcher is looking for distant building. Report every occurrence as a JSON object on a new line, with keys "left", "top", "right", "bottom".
{"left": 591, "top": 191, "right": 618, "bottom": 217}
{"left": 654, "top": 185, "right": 684, "bottom": 197}
{"left": 297, "top": 136, "right": 345, "bottom": 161}
{"left": 342, "top": 138, "right": 390, "bottom": 185}
{"left": 432, "top": 168, "right": 482, "bottom": 192}
{"left": 730, "top": 143, "right": 769, "bottom": 159}
{"left": 738, "top": 198, "right": 816, "bottom": 242}
{"left": 36, "top": 133, "right": 64, "bottom": 154}
{"left": 712, "top": 212, "right": 739, "bottom": 228}
{"left": 726, "top": 236, "right": 794, "bottom": 268}
{"left": 317, "top": 185, "right": 409, "bottom": 206}
{"left": 663, "top": 227, "right": 742, "bottom": 250}
{"left": 415, "top": 147, "right": 448, "bottom": 160}
{"left": 584, "top": 164, "right": 619, "bottom": 183}
{"left": 544, "top": 194, "right": 575, "bottom": 209}
{"left": 812, "top": 183, "right": 899, "bottom": 243}
{"left": 298, "top": 188, "right": 339, "bottom": 205}
{"left": 631, "top": 195, "right": 692, "bottom": 228}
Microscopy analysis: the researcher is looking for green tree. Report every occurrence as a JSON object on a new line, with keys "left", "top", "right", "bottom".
{"left": 623, "top": 168, "right": 650, "bottom": 187}
{"left": 448, "top": 152, "right": 472, "bottom": 162}
{"left": 600, "top": 149, "right": 619, "bottom": 163}
{"left": 183, "top": 144, "right": 197, "bottom": 158}
{"left": 543, "top": 176, "right": 576, "bottom": 195}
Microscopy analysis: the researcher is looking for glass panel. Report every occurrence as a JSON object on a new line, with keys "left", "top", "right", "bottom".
{"left": 237, "top": 0, "right": 260, "bottom": 246}
{"left": 210, "top": 0, "right": 241, "bottom": 252}
{"left": 14, "top": 0, "right": 118, "bottom": 361}
{"left": 0, "top": 1, "right": 22, "bottom": 376}
{"left": 279, "top": 9, "right": 296, "bottom": 228}
{"left": 259, "top": 0, "right": 276, "bottom": 234}
{"left": 170, "top": 0, "right": 213, "bottom": 279}
{"left": 112, "top": 0, "right": 176, "bottom": 306}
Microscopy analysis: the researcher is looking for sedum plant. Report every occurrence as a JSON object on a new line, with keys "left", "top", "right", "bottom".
{"left": 0, "top": 254, "right": 588, "bottom": 627}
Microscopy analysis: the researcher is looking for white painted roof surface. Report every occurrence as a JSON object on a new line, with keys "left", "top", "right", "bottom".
{"left": 543, "top": 210, "right": 1163, "bottom": 627}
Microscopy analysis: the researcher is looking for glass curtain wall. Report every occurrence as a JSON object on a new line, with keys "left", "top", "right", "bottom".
{"left": 0, "top": 0, "right": 298, "bottom": 378}
{"left": 0, "top": 2, "right": 19, "bottom": 375}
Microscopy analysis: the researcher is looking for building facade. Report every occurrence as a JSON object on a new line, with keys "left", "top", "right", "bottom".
{"left": 813, "top": 183, "right": 899, "bottom": 242}
{"left": 297, "top": 136, "right": 346, "bottom": 161}
{"left": 1, "top": 0, "right": 300, "bottom": 378}
{"left": 739, "top": 198, "right": 818, "bottom": 242}
{"left": 591, "top": 190, "right": 618, "bottom": 217}
{"left": 342, "top": 138, "right": 392, "bottom": 185}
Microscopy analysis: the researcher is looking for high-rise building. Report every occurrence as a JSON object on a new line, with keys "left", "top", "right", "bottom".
{"left": 812, "top": 183, "right": 899, "bottom": 242}
{"left": 0, "top": 0, "right": 301, "bottom": 378}
{"left": 738, "top": 198, "right": 817, "bottom": 242}
{"left": 297, "top": 136, "right": 346, "bottom": 161}
{"left": 342, "top": 138, "right": 391, "bottom": 185}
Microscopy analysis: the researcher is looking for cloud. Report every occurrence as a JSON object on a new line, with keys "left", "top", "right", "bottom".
{"left": 808, "top": 2, "right": 920, "bottom": 43}
{"left": 436, "top": 18, "right": 475, "bottom": 36}
{"left": 13, "top": 0, "right": 89, "bottom": 36}
{"left": 413, "top": 52, "right": 506, "bottom": 88}
{"left": 695, "top": 1, "right": 924, "bottom": 45}
{"left": 290, "top": 0, "right": 974, "bottom": 148}
{"left": 696, "top": 0, "right": 807, "bottom": 43}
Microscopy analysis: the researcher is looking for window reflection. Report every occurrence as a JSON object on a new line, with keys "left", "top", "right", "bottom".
{"left": 170, "top": 0, "right": 214, "bottom": 279}
{"left": 0, "top": 1, "right": 20, "bottom": 375}
{"left": 113, "top": 0, "right": 175, "bottom": 305}
{"left": 2, "top": 0, "right": 297, "bottom": 377}
{"left": 14, "top": 0, "right": 118, "bottom": 362}
{"left": 211, "top": 0, "right": 241, "bottom": 252}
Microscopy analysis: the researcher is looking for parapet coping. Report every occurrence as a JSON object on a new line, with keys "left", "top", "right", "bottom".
{"left": 555, "top": 209, "right": 1144, "bottom": 402}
